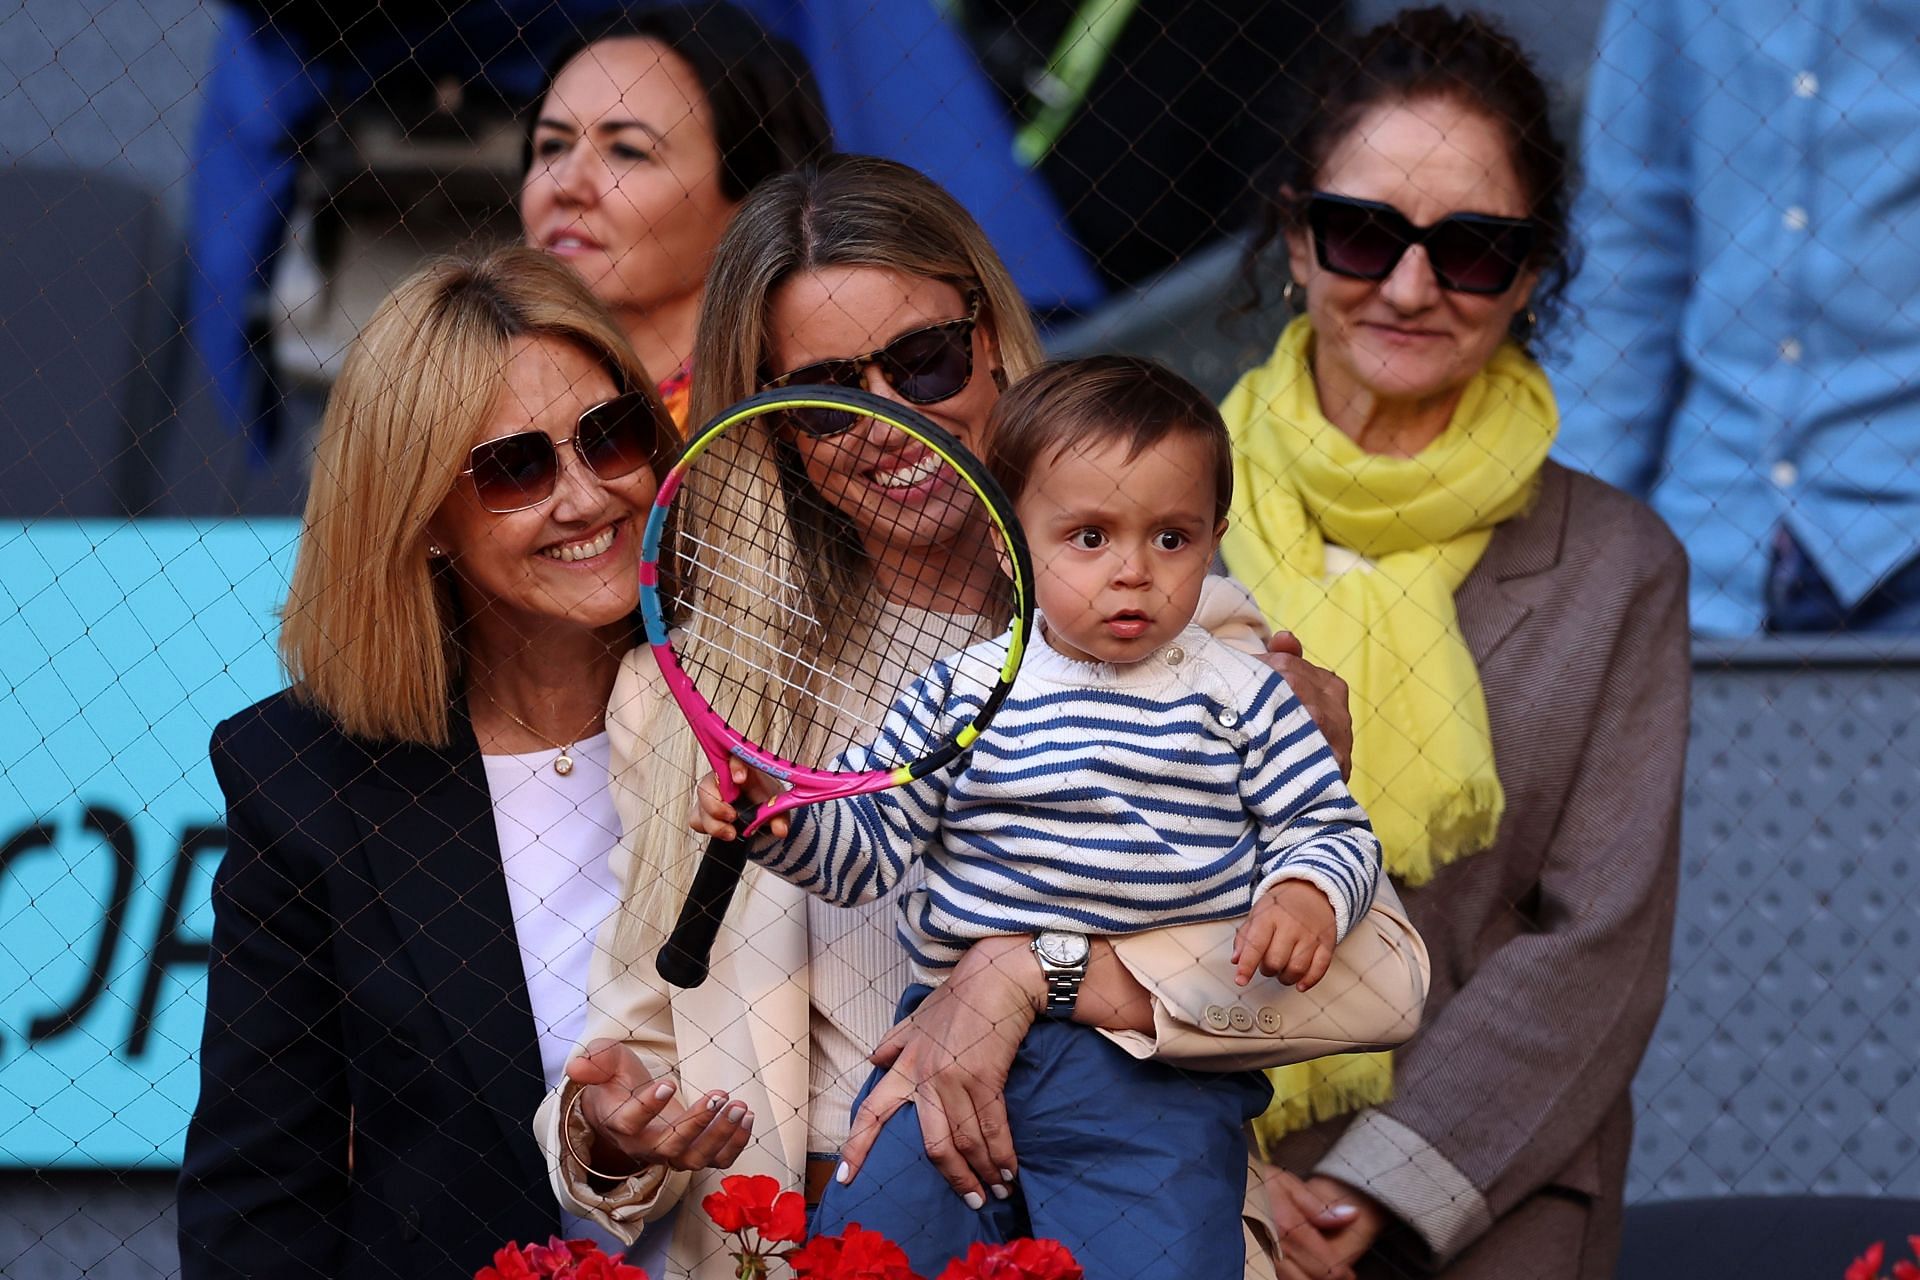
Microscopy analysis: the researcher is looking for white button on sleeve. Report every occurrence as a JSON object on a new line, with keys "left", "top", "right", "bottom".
{"left": 1793, "top": 70, "right": 1820, "bottom": 98}
{"left": 1772, "top": 460, "right": 1799, "bottom": 488}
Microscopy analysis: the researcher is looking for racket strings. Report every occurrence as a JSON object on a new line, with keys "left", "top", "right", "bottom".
{"left": 675, "top": 607, "right": 880, "bottom": 729}
{"left": 666, "top": 412, "right": 1016, "bottom": 772}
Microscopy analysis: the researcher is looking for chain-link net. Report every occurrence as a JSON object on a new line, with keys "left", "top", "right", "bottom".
{"left": 3, "top": 0, "right": 1918, "bottom": 1277}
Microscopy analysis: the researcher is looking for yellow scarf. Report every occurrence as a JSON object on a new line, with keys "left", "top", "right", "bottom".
{"left": 1220, "top": 316, "right": 1557, "bottom": 1143}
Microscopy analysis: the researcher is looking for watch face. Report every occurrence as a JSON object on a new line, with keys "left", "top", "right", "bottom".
{"left": 1036, "top": 932, "right": 1090, "bottom": 967}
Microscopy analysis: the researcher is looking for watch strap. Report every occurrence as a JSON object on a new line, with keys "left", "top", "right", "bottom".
{"left": 1041, "top": 966, "right": 1084, "bottom": 1019}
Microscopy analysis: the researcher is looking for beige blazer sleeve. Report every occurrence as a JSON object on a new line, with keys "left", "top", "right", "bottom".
{"left": 1101, "top": 879, "right": 1428, "bottom": 1070}
{"left": 533, "top": 649, "right": 813, "bottom": 1279}
{"left": 1097, "top": 576, "right": 1427, "bottom": 1070}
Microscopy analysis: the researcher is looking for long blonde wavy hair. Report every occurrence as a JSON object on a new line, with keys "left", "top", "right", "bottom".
{"left": 623, "top": 155, "right": 1046, "bottom": 939}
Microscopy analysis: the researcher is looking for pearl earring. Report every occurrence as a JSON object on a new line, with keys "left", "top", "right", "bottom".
{"left": 427, "top": 543, "right": 445, "bottom": 558}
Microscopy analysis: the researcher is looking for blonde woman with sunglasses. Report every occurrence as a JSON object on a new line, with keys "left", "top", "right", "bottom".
{"left": 533, "top": 156, "right": 1431, "bottom": 1280}
{"left": 177, "top": 248, "right": 746, "bottom": 1280}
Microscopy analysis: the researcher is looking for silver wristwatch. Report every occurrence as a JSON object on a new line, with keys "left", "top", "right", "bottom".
{"left": 1030, "top": 931, "right": 1091, "bottom": 1019}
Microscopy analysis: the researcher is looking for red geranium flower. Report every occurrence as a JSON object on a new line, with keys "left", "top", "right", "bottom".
{"left": 935, "top": 1239, "right": 1083, "bottom": 1280}
{"left": 788, "top": 1223, "right": 921, "bottom": 1280}
{"left": 1893, "top": 1235, "right": 1920, "bottom": 1280}
{"left": 784, "top": 1233, "right": 844, "bottom": 1277}
{"left": 1850, "top": 1242, "right": 1889, "bottom": 1280}
{"left": 477, "top": 1243, "right": 541, "bottom": 1280}
{"left": 702, "top": 1173, "right": 810, "bottom": 1244}
{"left": 571, "top": 1250, "right": 651, "bottom": 1280}
{"left": 475, "top": 1238, "right": 646, "bottom": 1280}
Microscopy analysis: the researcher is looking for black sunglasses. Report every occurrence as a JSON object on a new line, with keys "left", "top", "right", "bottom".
{"left": 460, "top": 391, "right": 667, "bottom": 515}
{"left": 762, "top": 296, "right": 981, "bottom": 437}
{"left": 1306, "top": 192, "right": 1537, "bottom": 295}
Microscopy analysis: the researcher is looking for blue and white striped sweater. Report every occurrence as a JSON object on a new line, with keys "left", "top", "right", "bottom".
{"left": 750, "top": 624, "right": 1381, "bottom": 980}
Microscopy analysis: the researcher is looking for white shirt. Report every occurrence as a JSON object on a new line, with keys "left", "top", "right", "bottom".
{"left": 484, "top": 733, "right": 671, "bottom": 1265}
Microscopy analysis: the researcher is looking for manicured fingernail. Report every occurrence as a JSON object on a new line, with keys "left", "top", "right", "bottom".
{"left": 999, "top": 1168, "right": 1016, "bottom": 1184}
{"left": 835, "top": 1161, "right": 852, "bottom": 1185}
{"left": 725, "top": 1103, "right": 747, "bottom": 1122}
{"left": 1327, "top": 1203, "right": 1358, "bottom": 1221}
{"left": 990, "top": 1183, "right": 1011, "bottom": 1201}
{"left": 653, "top": 1081, "right": 676, "bottom": 1101}
{"left": 963, "top": 1191, "right": 985, "bottom": 1211}
{"left": 707, "top": 1095, "right": 725, "bottom": 1111}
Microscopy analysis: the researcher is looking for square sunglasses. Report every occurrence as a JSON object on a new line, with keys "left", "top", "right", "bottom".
{"left": 762, "top": 295, "right": 982, "bottom": 437}
{"left": 460, "top": 390, "right": 670, "bottom": 515}
{"left": 1307, "top": 192, "right": 1537, "bottom": 295}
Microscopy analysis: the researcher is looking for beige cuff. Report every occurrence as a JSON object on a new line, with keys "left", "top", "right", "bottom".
{"left": 539, "top": 1079, "right": 682, "bottom": 1244}
{"left": 1317, "top": 1111, "right": 1492, "bottom": 1262}
{"left": 1098, "top": 895, "right": 1428, "bottom": 1071}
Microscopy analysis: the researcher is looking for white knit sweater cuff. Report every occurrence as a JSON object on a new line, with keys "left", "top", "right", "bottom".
{"left": 1253, "top": 866, "right": 1355, "bottom": 942}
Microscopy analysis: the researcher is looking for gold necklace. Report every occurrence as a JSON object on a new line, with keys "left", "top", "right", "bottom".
{"left": 475, "top": 687, "right": 603, "bottom": 776}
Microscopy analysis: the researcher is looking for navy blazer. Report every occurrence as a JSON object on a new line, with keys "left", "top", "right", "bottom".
{"left": 178, "top": 689, "right": 560, "bottom": 1279}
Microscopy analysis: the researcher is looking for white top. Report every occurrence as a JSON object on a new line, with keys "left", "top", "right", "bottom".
{"left": 484, "top": 732, "right": 666, "bottom": 1262}
{"left": 803, "top": 601, "right": 997, "bottom": 1153}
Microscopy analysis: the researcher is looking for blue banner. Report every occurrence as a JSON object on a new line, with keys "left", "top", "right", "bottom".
{"left": 0, "top": 519, "right": 298, "bottom": 1167}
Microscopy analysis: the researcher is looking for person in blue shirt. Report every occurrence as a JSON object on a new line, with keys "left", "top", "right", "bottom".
{"left": 1549, "top": 0, "right": 1920, "bottom": 634}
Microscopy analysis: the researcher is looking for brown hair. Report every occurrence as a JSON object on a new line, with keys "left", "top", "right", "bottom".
{"left": 278, "top": 246, "right": 670, "bottom": 747}
{"left": 987, "top": 355, "right": 1234, "bottom": 525}
{"left": 526, "top": 1, "right": 833, "bottom": 200}
{"left": 1241, "top": 6, "right": 1574, "bottom": 348}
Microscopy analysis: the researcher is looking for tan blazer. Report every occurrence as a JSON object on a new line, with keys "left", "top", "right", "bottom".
{"left": 536, "top": 590, "right": 1433, "bottom": 1280}
{"left": 1257, "top": 464, "right": 1690, "bottom": 1280}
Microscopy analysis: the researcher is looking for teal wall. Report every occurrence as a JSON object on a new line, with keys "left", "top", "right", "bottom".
{"left": 0, "top": 520, "right": 298, "bottom": 1167}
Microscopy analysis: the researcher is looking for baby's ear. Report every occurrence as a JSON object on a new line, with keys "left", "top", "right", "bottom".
{"left": 1213, "top": 516, "right": 1230, "bottom": 543}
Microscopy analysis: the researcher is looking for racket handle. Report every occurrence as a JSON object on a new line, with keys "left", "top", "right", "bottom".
{"left": 655, "top": 822, "right": 757, "bottom": 989}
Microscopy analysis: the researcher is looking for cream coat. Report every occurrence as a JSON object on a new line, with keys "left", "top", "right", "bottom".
{"left": 536, "top": 590, "right": 1432, "bottom": 1279}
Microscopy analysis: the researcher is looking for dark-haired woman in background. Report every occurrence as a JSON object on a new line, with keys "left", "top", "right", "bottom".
{"left": 520, "top": 1, "right": 832, "bottom": 425}
{"left": 1220, "top": 10, "right": 1688, "bottom": 1279}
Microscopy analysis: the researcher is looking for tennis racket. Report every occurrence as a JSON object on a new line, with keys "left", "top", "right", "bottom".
{"left": 639, "top": 385, "right": 1033, "bottom": 988}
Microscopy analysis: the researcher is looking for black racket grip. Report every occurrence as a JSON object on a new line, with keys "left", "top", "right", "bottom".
{"left": 655, "top": 820, "right": 757, "bottom": 988}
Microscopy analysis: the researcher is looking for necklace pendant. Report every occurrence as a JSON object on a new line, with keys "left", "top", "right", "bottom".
{"left": 553, "top": 751, "right": 574, "bottom": 777}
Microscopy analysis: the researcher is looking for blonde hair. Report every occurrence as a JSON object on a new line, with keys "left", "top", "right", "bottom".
{"left": 622, "top": 155, "right": 1044, "bottom": 936}
{"left": 279, "top": 246, "right": 666, "bottom": 747}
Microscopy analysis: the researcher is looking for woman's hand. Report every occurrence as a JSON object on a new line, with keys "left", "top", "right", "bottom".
{"left": 565, "top": 1039, "right": 754, "bottom": 1175}
{"left": 691, "top": 759, "right": 787, "bottom": 841}
{"left": 1261, "top": 1166, "right": 1387, "bottom": 1280}
{"left": 835, "top": 935, "right": 1041, "bottom": 1209}
{"left": 1261, "top": 632, "right": 1353, "bottom": 780}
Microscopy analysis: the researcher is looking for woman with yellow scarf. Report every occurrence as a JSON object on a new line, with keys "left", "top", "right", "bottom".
{"left": 1225, "top": 13, "right": 1688, "bottom": 1280}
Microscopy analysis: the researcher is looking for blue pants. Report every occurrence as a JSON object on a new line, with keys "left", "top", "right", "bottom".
{"left": 1767, "top": 525, "right": 1920, "bottom": 632}
{"left": 814, "top": 986, "right": 1270, "bottom": 1280}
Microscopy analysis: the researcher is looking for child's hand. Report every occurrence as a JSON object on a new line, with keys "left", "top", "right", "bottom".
{"left": 1233, "top": 880, "right": 1337, "bottom": 990}
{"left": 691, "top": 758, "right": 788, "bottom": 841}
